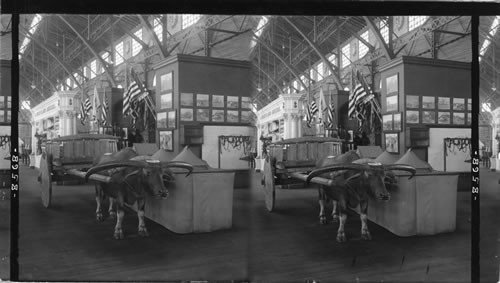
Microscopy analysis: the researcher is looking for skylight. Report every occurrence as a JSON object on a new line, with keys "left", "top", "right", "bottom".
{"left": 480, "top": 16, "right": 500, "bottom": 59}
{"left": 251, "top": 16, "right": 269, "bottom": 48}
{"left": 20, "top": 14, "right": 43, "bottom": 55}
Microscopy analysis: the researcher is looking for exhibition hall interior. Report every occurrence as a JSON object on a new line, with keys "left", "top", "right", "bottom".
{"left": 0, "top": 12, "right": 498, "bottom": 282}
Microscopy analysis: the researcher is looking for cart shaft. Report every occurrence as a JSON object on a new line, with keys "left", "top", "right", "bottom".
{"left": 66, "top": 169, "right": 112, "bottom": 183}
{"left": 288, "top": 172, "right": 335, "bottom": 187}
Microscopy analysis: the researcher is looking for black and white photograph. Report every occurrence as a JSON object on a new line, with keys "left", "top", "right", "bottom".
{"left": 5, "top": 11, "right": 481, "bottom": 283}
{"left": 180, "top": 92, "right": 194, "bottom": 107}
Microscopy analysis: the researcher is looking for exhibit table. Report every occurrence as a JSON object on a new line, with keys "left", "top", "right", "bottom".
{"left": 366, "top": 171, "right": 459, "bottom": 236}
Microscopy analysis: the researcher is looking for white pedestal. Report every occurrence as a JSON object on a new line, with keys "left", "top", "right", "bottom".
{"left": 491, "top": 158, "right": 496, "bottom": 170}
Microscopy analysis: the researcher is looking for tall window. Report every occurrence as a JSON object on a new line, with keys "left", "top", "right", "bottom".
{"left": 182, "top": 14, "right": 202, "bottom": 29}
{"left": 341, "top": 44, "right": 350, "bottom": 68}
{"left": 73, "top": 72, "right": 81, "bottom": 84}
{"left": 20, "top": 14, "right": 43, "bottom": 55}
{"left": 115, "top": 41, "right": 124, "bottom": 65}
{"left": 358, "top": 31, "right": 369, "bottom": 59}
{"left": 309, "top": 68, "right": 316, "bottom": 83}
{"left": 293, "top": 80, "right": 299, "bottom": 91}
{"left": 66, "top": 77, "right": 72, "bottom": 89}
{"left": 408, "top": 16, "right": 429, "bottom": 32}
{"left": 84, "top": 66, "right": 90, "bottom": 79}
{"left": 327, "top": 54, "right": 336, "bottom": 76}
{"left": 90, "top": 60, "right": 97, "bottom": 79}
{"left": 153, "top": 18, "right": 163, "bottom": 42}
{"left": 378, "top": 18, "right": 389, "bottom": 44}
{"left": 316, "top": 62, "right": 324, "bottom": 80}
{"left": 300, "top": 75, "right": 307, "bottom": 90}
{"left": 132, "top": 29, "right": 143, "bottom": 57}
{"left": 100, "top": 52, "right": 111, "bottom": 73}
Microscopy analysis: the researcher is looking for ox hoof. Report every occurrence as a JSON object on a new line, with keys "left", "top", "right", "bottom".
{"left": 138, "top": 228, "right": 149, "bottom": 237}
{"left": 332, "top": 214, "right": 339, "bottom": 223}
{"left": 108, "top": 211, "right": 116, "bottom": 219}
{"left": 96, "top": 212, "right": 104, "bottom": 222}
{"left": 361, "top": 230, "right": 372, "bottom": 241}
{"left": 319, "top": 215, "right": 328, "bottom": 225}
{"left": 336, "top": 232, "right": 347, "bottom": 243}
{"left": 114, "top": 229, "right": 124, "bottom": 240}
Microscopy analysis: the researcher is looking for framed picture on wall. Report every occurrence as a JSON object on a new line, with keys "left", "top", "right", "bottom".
{"left": 406, "top": 95, "right": 419, "bottom": 109}
{"left": 212, "top": 95, "right": 224, "bottom": 108}
{"left": 241, "top": 110, "right": 253, "bottom": 122}
{"left": 227, "top": 110, "right": 239, "bottom": 123}
{"left": 241, "top": 97, "right": 251, "bottom": 109}
{"left": 0, "top": 96, "right": 4, "bottom": 108}
{"left": 385, "top": 133, "right": 399, "bottom": 154}
{"left": 453, "top": 112, "right": 465, "bottom": 125}
{"left": 0, "top": 111, "right": 4, "bottom": 122}
{"left": 467, "top": 112, "right": 472, "bottom": 125}
{"left": 227, "top": 96, "right": 239, "bottom": 108}
{"left": 180, "top": 93, "right": 194, "bottom": 107}
{"left": 6, "top": 111, "right": 10, "bottom": 123}
{"left": 422, "top": 111, "right": 435, "bottom": 124}
{"left": 196, "top": 109, "right": 210, "bottom": 122}
{"left": 180, "top": 108, "right": 193, "bottom": 121}
{"left": 467, "top": 99, "right": 472, "bottom": 110}
{"left": 386, "top": 74, "right": 398, "bottom": 96}
{"left": 212, "top": 109, "right": 225, "bottom": 122}
{"left": 386, "top": 96, "right": 398, "bottom": 112}
{"left": 438, "top": 111, "right": 451, "bottom": 124}
{"left": 160, "top": 92, "right": 173, "bottom": 109}
{"left": 167, "top": 110, "right": 177, "bottom": 129}
{"left": 157, "top": 112, "right": 167, "bottom": 128}
{"left": 160, "top": 72, "right": 173, "bottom": 92}
{"left": 7, "top": 96, "right": 11, "bottom": 109}
{"left": 382, "top": 114, "right": 393, "bottom": 131}
{"left": 393, "top": 113, "right": 402, "bottom": 131}
{"left": 196, "top": 94, "right": 210, "bottom": 107}
{"left": 453, "top": 98, "right": 465, "bottom": 110}
{"left": 159, "top": 131, "right": 173, "bottom": 151}
{"left": 422, "top": 96, "right": 435, "bottom": 109}
{"left": 438, "top": 97, "right": 450, "bottom": 110}
{"left": 406, "top": 110, "right": 419, "bottom": 124}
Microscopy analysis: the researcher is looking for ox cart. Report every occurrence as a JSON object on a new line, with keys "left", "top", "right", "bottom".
{"left": 261, "top": 137, "right": 344, "bottom": 211}
{"left": 39, "top": 134, "right": 120, "bottom": 208}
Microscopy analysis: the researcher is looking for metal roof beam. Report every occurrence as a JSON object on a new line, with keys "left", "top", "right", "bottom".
{"left": 283, "top": 17, "right": 343, "bottom": 89}
{"left": 137, "top": 15, "right": 166, "bottom": 60}
{"left": 57, "top": 15, "right": 117, "bottom": 87}
{"left": 21, "top": 57, "right": 57, "bottom": 93}
{"left": 363, "top": 16, "right": 394, "bottom": 60}
{"left": 20, "top": 28, "right": 84, "bottom": 90}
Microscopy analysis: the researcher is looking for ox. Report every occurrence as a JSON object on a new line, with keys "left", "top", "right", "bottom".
{"left": 306, "top": 151, "right": 416, "bottom": 242}
{"left": 85, "top": 148, "right": 193, "bottom": 239}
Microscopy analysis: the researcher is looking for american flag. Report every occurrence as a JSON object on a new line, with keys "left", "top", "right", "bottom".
{"left": 101, "top": 93, "right": 109, "bottom": 126}
{"left": 325, "top": 102, "right": 335, "bottom": 129}
{"left": 310, "top": 100, "right": 319, "bottom": 115}
{"left": 305, "top": 104, "right": 313, "bottom": 128}
{"left": 123, "top": 79, "right": 142, "bottom": 117}
{"left": 348, "top": 83, "right": 368, "bottom": 119}
{"left": 80, "top": 95, "right": 92, "bottom": 125}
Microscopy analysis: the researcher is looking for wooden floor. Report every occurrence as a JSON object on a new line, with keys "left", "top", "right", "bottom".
{"left": 15, "top": 164, "right": 473, "bottom": 282}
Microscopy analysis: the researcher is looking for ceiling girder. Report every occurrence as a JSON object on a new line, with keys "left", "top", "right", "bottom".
{"left": 20, "top": 28, "right": 84, "bottom": 90}
{"left": 137, "top": 15, "right": 166, "bottom": 60}
{"left": 363, "top": 16, "right": 394, "bottom": 60}
{"left": 283, "top": 17, "right": 343, "bottom": 89}
{"left": 253, "top": 61, "right": 292, "bottom": 92}
{"left": 22, "top": 56, "right": 57, "bottom": 93}
{"left": 57, "top": 15, "right": 117, "bottom": 87}
{"left": 251, "top": 32, "right": 308, "bottom": 92}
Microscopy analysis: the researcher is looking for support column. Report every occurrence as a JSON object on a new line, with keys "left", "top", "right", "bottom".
{"left": 283, "top": 113, "right": 290, "bottom": 140}
{"left": 290, "top": 114, "right": 298, "bottom": 139}
{"left": 298, "top": 115, "right": 303, "bottom": 138}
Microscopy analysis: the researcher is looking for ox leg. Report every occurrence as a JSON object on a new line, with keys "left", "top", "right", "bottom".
{"left": 108, "top": 197, "right": 116, "bottom": 219}
{"left": 318, "top": 187, "right": 328, "bottom": 225}
{"left": 95, "top": 185, "right": 104, "bottom": 222}
{"left": 114, "top": 198, "right": 125, "bottom": 239}
{"left": 137, "top": 199, "right": 149, "bottom": 237}
{"left": 331, "top": 200, "right": 339, "bottom": 222}
{"left": 360, "top": 200, "right": 371, "bottom": 240}
{"left": 337, "top": 212, "right": 347, "bottom": 243}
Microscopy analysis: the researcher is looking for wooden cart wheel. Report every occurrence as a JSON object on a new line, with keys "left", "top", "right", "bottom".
{"left": 262, "top": 157, "right": 276, "bottom": 212}
{"left": 39, "top": 153, "right": 53, "bottom": 208}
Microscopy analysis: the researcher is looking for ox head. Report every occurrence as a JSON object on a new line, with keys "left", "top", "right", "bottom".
{"left": 306, "top": 162, "right": 416, "bottom": 201}
{"left": 85, "top": 160, "right": 193, "bottom": 199}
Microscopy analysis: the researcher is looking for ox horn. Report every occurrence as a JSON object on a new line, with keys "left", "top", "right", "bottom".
{"left": 160, "top": 161, "right": 194, "bottom": 177}
{"left": 383, "top": 164, "right": 417, "bottom": 180}
{"left": 84, "top": 160, "right": 151, "bottom": 182}
{"left": 306, "top": 163, "right": 369, "bottom": 184}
